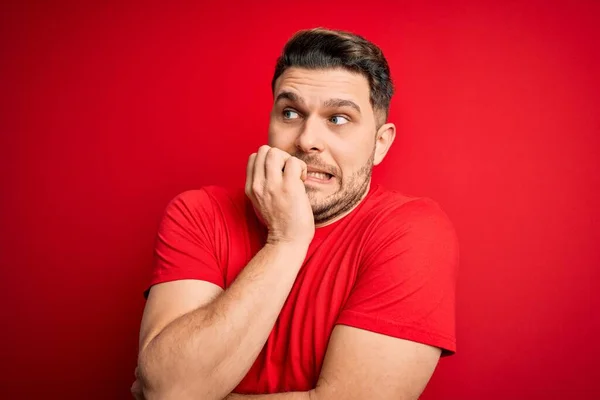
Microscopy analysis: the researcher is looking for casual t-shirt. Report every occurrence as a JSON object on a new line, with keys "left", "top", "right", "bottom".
{"left": 146, "top": 184, "right": 459, "bottom": 394}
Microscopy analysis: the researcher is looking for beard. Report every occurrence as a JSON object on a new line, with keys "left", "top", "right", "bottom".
{"left": 293, "top": 148, "right": 375, "bottom": 224}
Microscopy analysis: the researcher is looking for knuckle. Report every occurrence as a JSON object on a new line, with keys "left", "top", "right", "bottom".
{"left": 280, "top": 185, "right": 291, "bottom": 195}
{"left": 266, "top": 185, "right": 278, "bottom": 196}
{"left": 265, "top": 148, "right": 279, "bottom": 161}
{"left": 287, "top": 157, "right": 300, "bottom": 167}
{"left": 271, "top": 147, "right": 290, "bottom": 160}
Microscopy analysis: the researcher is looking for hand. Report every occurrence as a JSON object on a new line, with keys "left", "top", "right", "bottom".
{"left": 246, "top": 145, "right": 315, "bottom": 246}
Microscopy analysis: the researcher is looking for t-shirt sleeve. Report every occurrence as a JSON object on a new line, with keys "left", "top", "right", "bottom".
{"left": 144, "top": 189, "right": 225, "bottom": 297}
{"left": 336, "top": 198, "right": 459, "bottom": 355}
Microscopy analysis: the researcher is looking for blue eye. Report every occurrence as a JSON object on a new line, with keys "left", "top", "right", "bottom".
{"left": 330, "top": 115, "right": 349, "bottom": 125}
{"left": 283, "top": 110, "right": 300, "bottom": 119}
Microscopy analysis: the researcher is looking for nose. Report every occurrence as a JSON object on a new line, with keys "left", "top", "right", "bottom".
{"left": 295, "top": 116, "right": 325, "bottom": 153}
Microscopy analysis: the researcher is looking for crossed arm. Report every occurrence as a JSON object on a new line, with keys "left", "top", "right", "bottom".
{"left": 224, "top": 326, "right": 441, "bottom": 400}
{"left": 134, "top": 240, "right": 441, "bottom": 400}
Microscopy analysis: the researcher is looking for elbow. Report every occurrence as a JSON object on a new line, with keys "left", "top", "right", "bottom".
{"left": 137, "top": 347, "right": 182, "bottom": 400}
{"left": 136, "top": 350, "right": 163, "bottom": 400}
{"left": 137, "top": 348, "right": 216, "bottom": 400}
{"left": 136, "top": 356, "right": 176, "bottom": 400}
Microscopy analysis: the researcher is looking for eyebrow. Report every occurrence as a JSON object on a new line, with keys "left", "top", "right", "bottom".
{"left": 323, "top": 98, "right": 361, "bottom": 113}
{"left": 275, "top": 91, "right": 361, "bottom": 113}
{"left": 275, "top": 91, "right": 305, "bottom": 105}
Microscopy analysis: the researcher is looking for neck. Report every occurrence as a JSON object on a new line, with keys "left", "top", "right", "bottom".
{"left": 314, "top": 181, "right": 372, "bottom": 228}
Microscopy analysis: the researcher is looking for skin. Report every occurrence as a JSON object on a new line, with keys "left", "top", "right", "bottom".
{"left": 132, "top": 67, "right": 442, "bottom": 400}
{"left": 268, "top": 67, "right": 395, "bottom": 225}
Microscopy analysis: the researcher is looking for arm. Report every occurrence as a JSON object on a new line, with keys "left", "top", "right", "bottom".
{"left": 139, "top": 242, "right": 308, "bottom": 400}
{"left": 226, "top": 394, "right": 308, "bottom": 400}
{"left": 225, "top": 325, "right": 440, "bottom": 400}
{"left": 137, "top": 146, "right": 314, "bottom": 400}
{"left": 225, "top": 198, "right": 458, "bottom": 400}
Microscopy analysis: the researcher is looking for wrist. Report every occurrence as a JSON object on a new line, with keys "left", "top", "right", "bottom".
{"left": 266, "top": 233, "right": 312, "bottom": 250}
{"left": 264, "top": 238, "right": 310, "bottom": 260}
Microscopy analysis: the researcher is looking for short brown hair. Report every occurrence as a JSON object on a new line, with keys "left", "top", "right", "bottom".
{"left": 272, "top": 28, "right": 394, "bottom": 123}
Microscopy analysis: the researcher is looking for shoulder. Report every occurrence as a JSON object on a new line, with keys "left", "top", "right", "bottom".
{"left": 169, "top": 185, "right": 243, "bottom": 205}
{"left": 161, "top": 185, "right": 248, "bottom": 224}
{"left": 167, "top": 185, "right": 246, "bottom": 210}
{"left": 353, "top": 187, "right": 459, "bottom": 291}
{"left": 366, "top": 186, "right": 453, "bottom": 227}
{"left": 361, "top": 186, "right": 458, "bottom": 253}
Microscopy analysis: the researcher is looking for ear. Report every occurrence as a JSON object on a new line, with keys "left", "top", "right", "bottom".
{"left": 373, "top": 123, "right": 396, "bottom": 166}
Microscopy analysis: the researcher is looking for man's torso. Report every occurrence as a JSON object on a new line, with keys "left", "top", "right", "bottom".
{"left": 204, "top": 184, "right": 416, "bottom": 393}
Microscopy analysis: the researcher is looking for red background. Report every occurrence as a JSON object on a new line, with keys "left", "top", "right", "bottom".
{"left": 1, "top": 1, "right": 598, "bottom": 399}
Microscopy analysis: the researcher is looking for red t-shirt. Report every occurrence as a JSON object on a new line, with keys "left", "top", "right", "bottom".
{"left": 147, "top": 184, "right": 459, "bottom": 394}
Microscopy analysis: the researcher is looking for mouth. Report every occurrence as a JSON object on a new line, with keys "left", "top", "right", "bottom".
{"left": 305, "top": 168, "right": 334, "bottom": 183}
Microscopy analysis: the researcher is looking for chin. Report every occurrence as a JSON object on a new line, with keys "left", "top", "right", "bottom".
{"left": 306, "top": 188, "right": 332, "bottom": 202}
{"left": 307, "top": 193, "right": 321, "bottom": 208}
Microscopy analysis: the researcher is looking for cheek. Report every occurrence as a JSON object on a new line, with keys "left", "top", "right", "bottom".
{"left": 333, "top": 155, "right": 357, "bottom": 182}
{"left": 268, "top": 121, "right": 296, "bottom": 149}
{"left": 333, "top": 138, "right": 369, "bottom": 170}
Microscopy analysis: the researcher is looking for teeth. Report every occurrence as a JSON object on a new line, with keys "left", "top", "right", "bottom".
{"left": 307, "top": 172, "right": 330, "bottom": 180}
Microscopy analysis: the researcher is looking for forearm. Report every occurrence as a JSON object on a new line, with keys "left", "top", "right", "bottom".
{"left": 139, "top": 242, "right": 308, "bottom": 400}
{"left": 226, "top": 392, "right": 313, "bottom": 400}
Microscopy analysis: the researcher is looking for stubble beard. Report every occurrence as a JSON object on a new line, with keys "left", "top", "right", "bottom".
{"left": 294, "top": 149, "right": 375, "bottom": 225}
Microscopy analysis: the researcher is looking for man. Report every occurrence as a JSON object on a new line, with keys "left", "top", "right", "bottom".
{"left": 132, "top": 28, "right": 458, "bottom": 399}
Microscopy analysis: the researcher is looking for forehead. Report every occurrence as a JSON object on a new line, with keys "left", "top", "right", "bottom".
{"left": 273, "top": 67, "right": 371, "bottom": 106}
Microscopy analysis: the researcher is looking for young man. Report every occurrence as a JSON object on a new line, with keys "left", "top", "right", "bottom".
{"left": 132, "top": 28, "right": 458, "bottom": 400}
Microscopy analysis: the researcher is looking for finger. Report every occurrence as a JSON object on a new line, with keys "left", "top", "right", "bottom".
{"left": 245, "top": 153, "right": 257, "bottom": 197}
{"left": 252, "top": 145, "right": 271, "bottom": 192}
{"left": 283, "top": 157, "right": 308, "bottom": 183}
{"left": 265, "top": 148, "right": 291, "bottom": 185}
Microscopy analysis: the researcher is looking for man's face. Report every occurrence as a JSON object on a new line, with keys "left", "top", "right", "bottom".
{"left": 268, "top": 67, "right": 384, "bottom": 225}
